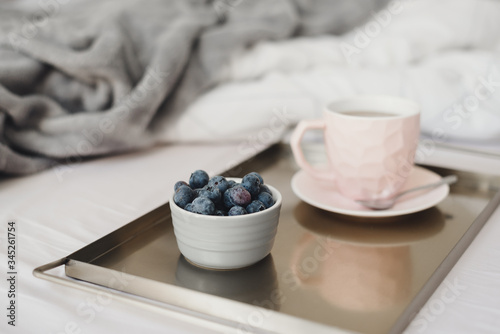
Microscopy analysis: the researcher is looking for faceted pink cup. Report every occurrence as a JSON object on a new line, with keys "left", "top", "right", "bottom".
{"left": 291, "top": 96, "right": 420, "bottom": 201}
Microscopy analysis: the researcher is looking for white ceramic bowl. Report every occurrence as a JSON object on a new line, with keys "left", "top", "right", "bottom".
{"left": 169, "top": 178, "right": 282, "bottom": 270}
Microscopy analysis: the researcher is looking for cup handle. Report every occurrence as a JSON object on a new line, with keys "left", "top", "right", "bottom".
{"left": 290, "top": 120, "right": 335, "bottom": 181}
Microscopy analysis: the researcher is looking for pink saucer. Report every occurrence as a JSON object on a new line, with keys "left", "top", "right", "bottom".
{"left": 291, "top": 166, "right": 450, "bottom": 218}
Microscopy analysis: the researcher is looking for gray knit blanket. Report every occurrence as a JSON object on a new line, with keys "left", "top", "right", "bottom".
{"left": 0, "top": 0, "right": 386, "bottom": 174}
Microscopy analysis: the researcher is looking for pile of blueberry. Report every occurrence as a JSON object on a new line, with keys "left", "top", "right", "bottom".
{"left": 173, "top": 170, "right": 275, "bottom": 216}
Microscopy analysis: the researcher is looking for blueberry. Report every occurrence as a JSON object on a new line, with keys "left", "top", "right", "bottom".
{"left": 198, "top": 185, "right": 221, "bottom": 204}
{"left": 228, "top": 206, "right": 247, "bottom": 216}
{"left": 223, "top": 189, "right": 234, "bottom": 208}
{"left": 174, "top": 181, "right": 189, "bottom": 191}
{"left": 246, "top": 200, "right": 266, "bottom": 213}
{"left": 215, "top": 209, "right": 227, "bottom": 216}
{"left": 248, "top": 172, "right": 264, "bottom": 185}
{"left": 184, "top": 203, "right": 193, "bottom": 212}
{"left": 223, "top": 185, "right": 252, "bottom": 208}
{"left": 215, "top": 201, "right": 228, "bottom": 211}
{"left": 189, "top": 170, "right": 209, "bottom": 189}
{"left": 227, "top": 180, "right": 237, "bottom": 188}
{"left": 257, "top": 192, "right": 274, "bottom": 209}
{"left": 173, "top": 185, "right": 195, "bottom": 208}
{"left": 208, "top": 176, "right": 230, "bottom": 194}
{"left": 259, "top": 184, "right": 272, "bottom": 195}
{"left": 241, "top": 173, "right": 261, "bottom": 198}
{"left": 191, "top": 197, "right": 215, "bottom": 215}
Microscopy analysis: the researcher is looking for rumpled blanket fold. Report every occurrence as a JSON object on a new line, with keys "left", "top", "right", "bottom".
{"left": 0, "top": 0, "right": 387, "bottom": 174}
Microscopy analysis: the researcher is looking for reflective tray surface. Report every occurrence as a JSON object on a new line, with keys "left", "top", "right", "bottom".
{"left": 36, "top": 144, "right": 500, "bottom": 334}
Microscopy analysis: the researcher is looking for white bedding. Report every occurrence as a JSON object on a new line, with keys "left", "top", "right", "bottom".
{"left": 0, "top": 144, "right": 259, "bottom": 334}
{"left": 161, "top": 0, "right": 500, "bottom": 152}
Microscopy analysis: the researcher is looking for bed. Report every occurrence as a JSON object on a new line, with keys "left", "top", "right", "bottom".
{"left": 1, "top": 0, "right": 500, "bottom": 333}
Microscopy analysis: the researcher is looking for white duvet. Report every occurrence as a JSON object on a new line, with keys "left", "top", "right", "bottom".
{"left": 161, "top": 0, "right": 500, "bottom": 153}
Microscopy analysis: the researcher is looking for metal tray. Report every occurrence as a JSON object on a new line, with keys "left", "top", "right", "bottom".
{"left": 34, "top": 144, "right": 500, "bottom": 334}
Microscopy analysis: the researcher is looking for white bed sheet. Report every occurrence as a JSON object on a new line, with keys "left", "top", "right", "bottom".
{"left": 0, "top": 143, "right": 259, "bottom": 334}
{"left": 1, "top": 141, "right": 499, "bottom": 334}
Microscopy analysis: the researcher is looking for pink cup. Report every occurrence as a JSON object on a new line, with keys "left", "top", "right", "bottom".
{"left": 291, "top": 96, "right": 420, "bottom": 201}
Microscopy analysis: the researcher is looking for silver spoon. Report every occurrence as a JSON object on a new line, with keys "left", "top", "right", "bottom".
{"left": 355, "top": 175, "right": 458, "bottom": 210}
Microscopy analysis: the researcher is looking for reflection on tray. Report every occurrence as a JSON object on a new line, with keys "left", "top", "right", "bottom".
{"left": 294, "top": 202, "right": 445, "bottom": 246}
{"left": 175, "top": 254, "right": 280, "bottom": 310}
{"left": 292, "top": 203, "right": 445, "bottom": 312}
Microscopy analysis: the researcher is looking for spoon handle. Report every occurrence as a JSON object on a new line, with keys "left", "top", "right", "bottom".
{"left": 395, "top": 175, "right": 458, "bottom": 200}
